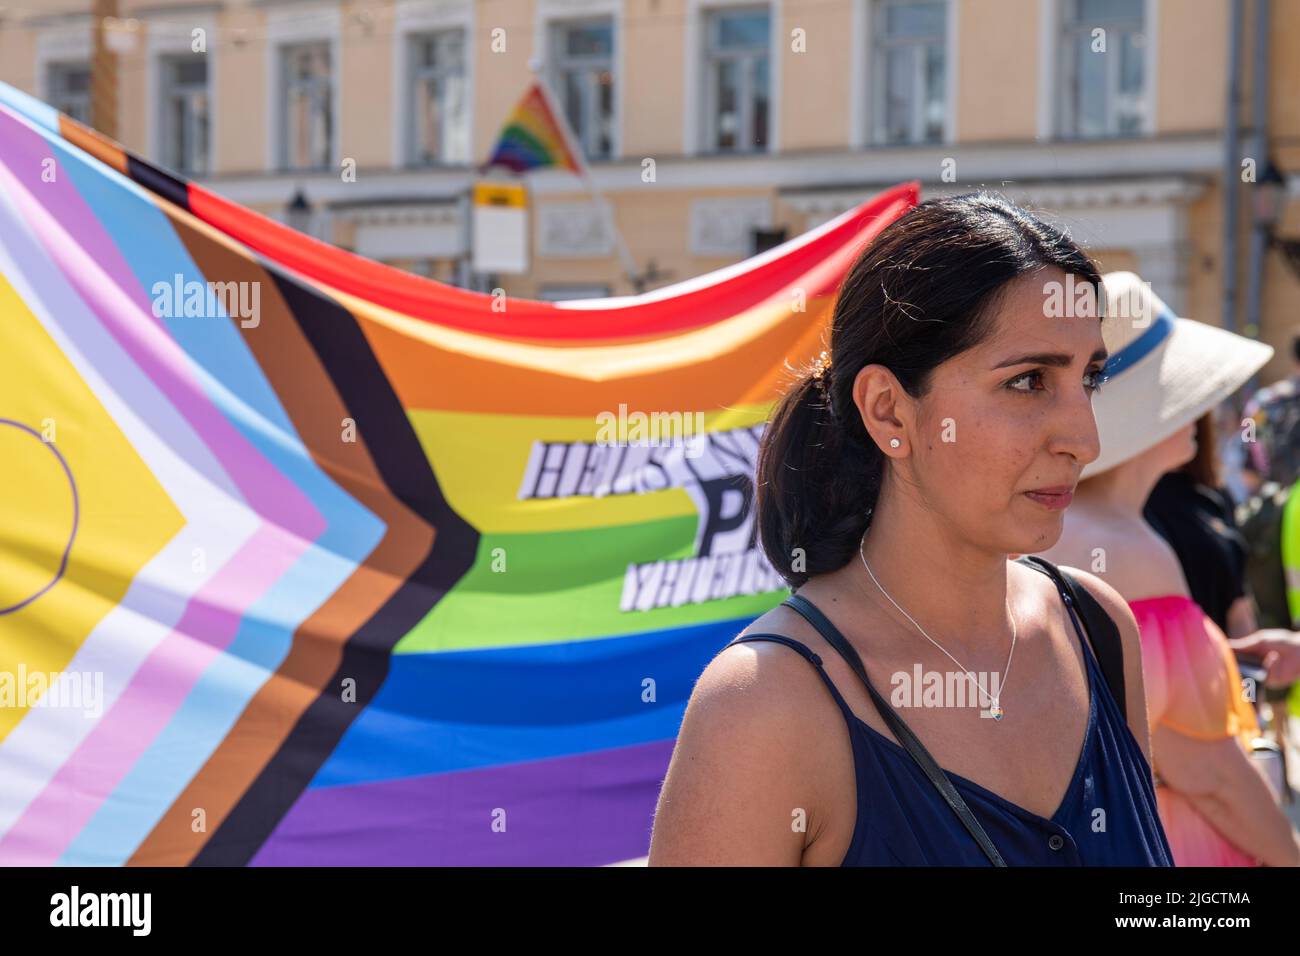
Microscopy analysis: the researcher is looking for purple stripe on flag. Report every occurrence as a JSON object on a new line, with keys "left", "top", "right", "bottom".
{"left": 250, "top": 739, "right": 676, "bottom": 866}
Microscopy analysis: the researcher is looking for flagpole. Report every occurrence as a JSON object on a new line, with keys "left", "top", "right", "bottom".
{"left": 533, "top": 77, "right": 641, "bottom": 290}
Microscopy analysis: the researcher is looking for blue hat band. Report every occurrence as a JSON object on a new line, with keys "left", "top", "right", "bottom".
{"left": 1101, "top": 307, "right": 1175, "bottom": 380}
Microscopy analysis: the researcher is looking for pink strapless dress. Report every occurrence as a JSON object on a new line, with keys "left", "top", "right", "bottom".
{"left": 1129, "top": 595, "right": 1262, "bottom": 867}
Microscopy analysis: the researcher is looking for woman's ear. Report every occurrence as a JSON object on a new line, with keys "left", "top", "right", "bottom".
{"left": 854, "top": 364, "right": 911, "bottom": 457}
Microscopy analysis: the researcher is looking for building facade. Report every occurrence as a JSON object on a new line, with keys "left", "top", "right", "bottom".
{"left": 2, "top": 0, "right": 1299, "bottom": 378}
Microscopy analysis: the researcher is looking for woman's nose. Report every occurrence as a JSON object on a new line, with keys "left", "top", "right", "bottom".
{"left": 1048, "top": 389, "right": 1102, "bottom": 466}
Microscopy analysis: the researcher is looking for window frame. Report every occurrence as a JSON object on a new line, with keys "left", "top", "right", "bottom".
{"left": 157, "top": 54, "right": 211, "bottom": 175}
{"left": 700, "top": 4, "right": 772, "bottom": 155}
{"left": 46, "top": 61, "right": 92, "bottom": 124}
{"left": 869, "top": 0, "right": 948, "bottom": 146}
{"left": 547, "top": 16, "right": 617, "bottom": 162}
{"left": 1056, "top": 0, "right": 1151, "bottom": 139}
{"left": 277, "top": 40, "right": 335, "bottom": 172}
{"left": 406, "top": 27, "right": 470, "bottom": 167}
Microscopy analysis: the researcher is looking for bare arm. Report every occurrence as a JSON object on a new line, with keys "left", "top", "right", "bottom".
{"left": 1227, "top": 628, "right": 1300, "bottom": 688}
{"left": 1225, "top": 594, "right": 1258, "bottom": 640}
{"left": 1151, "top": 726, "right": 1300, "bottom": 867}
{"left": 648, "top": 643, "right": 827, "bottom": 866}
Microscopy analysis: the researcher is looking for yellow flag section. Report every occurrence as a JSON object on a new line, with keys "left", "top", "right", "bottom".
{"left": 0, "top": 276, "right": 183, "bottom": 738}
{"left": 327, "top": 285, "right": 835, "bottom": 653}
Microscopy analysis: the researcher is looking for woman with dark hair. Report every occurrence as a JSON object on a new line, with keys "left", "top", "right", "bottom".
{"left": 649, "top": 193, "right": 1172, "bottom": 866}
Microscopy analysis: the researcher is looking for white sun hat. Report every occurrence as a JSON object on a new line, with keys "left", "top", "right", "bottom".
{"left": 1081, "top": 271, "right": 1275, "bottom": 479}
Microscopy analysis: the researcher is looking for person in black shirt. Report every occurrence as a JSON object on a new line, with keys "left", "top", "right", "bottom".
{"left": 1144, "top": 410, "right": 1300, "bottom": 685}
{"left": 1143, "top": 412, "right": 1249, "bottom": 634}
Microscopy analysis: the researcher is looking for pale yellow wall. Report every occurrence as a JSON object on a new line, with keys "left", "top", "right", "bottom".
{"left": 954, "top": 0, "right": 1040, "bottom": 143}
{"left": 779, "top": 0, "right": 853, "bottom": 150}
{"left": 622, "top": 0, "right": 686, "bottom": 157}
{"left": 1271, "top": 0, "right": 1300, "bottom": 155}
{"left": 1185, "top": 182, "right": 1224, "bottom": 329}
{"left": 213, "top": 6, "right": 265, "bottom": 174}
{"left": 1154, "top": 0, "right": 1227, "bottom": 134}
{"left": 0, "top": 25, "right": 37, "bottom": 94}
{"left": 339, "top": 0, "right": 393, "bottom": 169}
{"left": 474, "top": 0, "right": 537, "bottom": 166}
{"left": 0, "top": 0, "right": 1256, "bottom": 164}
{"left": 118, "top": 39, "right": 147, "bottom": 154}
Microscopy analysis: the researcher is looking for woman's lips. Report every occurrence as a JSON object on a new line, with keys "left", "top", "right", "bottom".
{"left": 1024, "top": 487, "right": 1074, "bottom": 510}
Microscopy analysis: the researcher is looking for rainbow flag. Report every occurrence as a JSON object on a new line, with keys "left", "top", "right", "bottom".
{"left": 0, "top": 77, "right": 917, "bottom": 865}
{"left": 483, "top": 81, "right": 584, "bottom": 174}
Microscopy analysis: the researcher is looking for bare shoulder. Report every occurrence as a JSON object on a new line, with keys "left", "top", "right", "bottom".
{"left": 647, "top": 615, "right": 835, "bottom": 865}
{"left": 1040, "top": 509, "right": 1189, "bottom": 602}
{"left": 1055, "top": 567, "right": 1140, "bottom": 655}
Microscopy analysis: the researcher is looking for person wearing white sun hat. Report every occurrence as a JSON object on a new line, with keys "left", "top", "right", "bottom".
{"left": 1038, "top": 271, "right": 1300, "bottom": 867}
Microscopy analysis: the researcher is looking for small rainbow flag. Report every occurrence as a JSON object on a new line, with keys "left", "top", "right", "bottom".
{"left": 483, "top": 81, "right": 584, "bottom": 174}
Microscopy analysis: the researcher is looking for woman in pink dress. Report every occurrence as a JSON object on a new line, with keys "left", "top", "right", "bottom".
{"left": 1039, "top": 272, "right": 1300, "bottom": 866}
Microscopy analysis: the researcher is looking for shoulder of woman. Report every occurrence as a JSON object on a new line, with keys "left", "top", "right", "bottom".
{"left": 685, "top": 624, "right": 846, "bottom": 778}
{"left": 650, "top": 629, "right": 844, "bottom": 864}
{"left": 1053, "top": 567, "right": 1139, "bottom": 641}
{"left": 1051, "top": 567, "right": 1156, "bottom": 754}
{"left": 1042, "top": 517, "right": 1188, "bottom": 601}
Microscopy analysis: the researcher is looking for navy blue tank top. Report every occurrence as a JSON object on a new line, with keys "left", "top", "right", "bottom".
{"left": 725, "top": 559, "right": 1174, "bottom": 866}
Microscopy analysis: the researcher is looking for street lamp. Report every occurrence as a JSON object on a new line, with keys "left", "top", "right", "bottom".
{"left": 286, "top": 187, "right": 312, "bottom": 236}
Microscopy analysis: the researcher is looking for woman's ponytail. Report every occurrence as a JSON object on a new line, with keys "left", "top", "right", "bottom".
{"left": 756, "top": 359, "right": 884, "bottom": 589}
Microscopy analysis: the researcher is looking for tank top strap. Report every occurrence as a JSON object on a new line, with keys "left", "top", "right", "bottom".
{"left": 724, "top": 632, "right": 861, "bottom": 726}
{"left": 1015, "top": 555, "right": 1094, "bottom": 661}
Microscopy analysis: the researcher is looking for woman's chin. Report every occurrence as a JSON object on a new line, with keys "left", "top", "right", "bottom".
{"left": 1009, "top": 504, "right": 1067, "bottom": 552}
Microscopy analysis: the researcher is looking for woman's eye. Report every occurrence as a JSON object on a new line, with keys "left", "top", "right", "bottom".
{"left": 1007, "top": 370, "right": 1045, "bottom": 392}
{"left": 1084, "top": 368, "right": 1109, "bottom": 394}
{"left": 1008, "top": 368, "right": 1110, "bottom": 394}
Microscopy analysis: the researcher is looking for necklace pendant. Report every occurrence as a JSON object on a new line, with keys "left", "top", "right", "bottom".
{"left": 989, "top": 701, "right": 1004, "bottom": 721}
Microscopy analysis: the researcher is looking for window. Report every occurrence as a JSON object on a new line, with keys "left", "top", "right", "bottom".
{"left": 549, "top": 18, "right": 615, "bottom": 161}
{"left": 408, "top": 29, "right": 469, "bottom": 165}
{"left": 1058, "top": 0, "right": 1147, "bottom": 138}
{"left": 159, "top": 56, "right": 209, "bottom": 175}
{"left": 702, "top": 6, "right": 770, "bottom": 153}
{"left": 280, "top": 43, "right": 333, "bottom": 170}
{"left": 872, "top": 0, "right": 946, "bottom": 144}
{"left": 47, "top": 62, "right": 91, "bottom": 123}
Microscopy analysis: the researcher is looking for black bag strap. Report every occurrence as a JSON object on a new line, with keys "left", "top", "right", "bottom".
{"left": 1015, "top": 556, "right": 1128, "bottom": 723}
{"left": 781, "top": 592, "right": 1007, "bottom": 867}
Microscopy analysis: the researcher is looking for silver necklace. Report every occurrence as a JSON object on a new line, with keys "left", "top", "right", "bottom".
{"left": 857, "top": 530, "right": 1016, "bottom": 720}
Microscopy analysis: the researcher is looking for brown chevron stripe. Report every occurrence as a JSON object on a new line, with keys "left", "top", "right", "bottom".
{"left": 57, "top": 116, "right": 128, "bottom": 175}
{"left": 127, "top": 204, "right": 436, "bottom": 865}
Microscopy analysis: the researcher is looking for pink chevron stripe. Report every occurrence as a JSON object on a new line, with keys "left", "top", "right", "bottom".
{"left": 0, "top": 525, "right": 303, "bottom": 864}
{"left": 0, "top": 113, "right": 315, "bottom": 524}
{"left": 0, "top": 111, "right": 325, "bottom": 859}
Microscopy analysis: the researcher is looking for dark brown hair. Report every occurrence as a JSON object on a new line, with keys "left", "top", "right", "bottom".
{"left": 756, "top": 191, "right": 1103, "bottom": 588}
{"left": 1179, "top": 411, "right": 1221, "bottom": 488}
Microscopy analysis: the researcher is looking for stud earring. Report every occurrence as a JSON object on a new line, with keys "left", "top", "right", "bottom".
{"left": 889, "top": 438, "right": 901, "bottom": 449}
